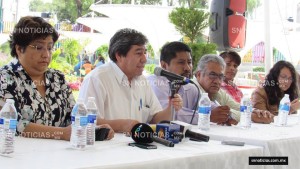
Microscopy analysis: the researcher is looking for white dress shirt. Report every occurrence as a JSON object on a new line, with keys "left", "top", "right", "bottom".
{"left": 79, "top": 62, "right": 162, "bottom": 123}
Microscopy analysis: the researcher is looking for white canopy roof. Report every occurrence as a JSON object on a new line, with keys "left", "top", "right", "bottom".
{"left": 76, "top": 4, "right": 182, "bottom": 54}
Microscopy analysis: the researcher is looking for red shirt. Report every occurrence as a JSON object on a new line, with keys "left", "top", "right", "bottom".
{"left": 221, "top": 81, "right": 243, "bottom": 103}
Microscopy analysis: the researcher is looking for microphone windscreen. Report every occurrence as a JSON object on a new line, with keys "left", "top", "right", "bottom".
{"left": 131, "top": 123, "right": 154, "bottom": 144}
{"left": 154, "top": 67, "right": 163, "bottom": 76}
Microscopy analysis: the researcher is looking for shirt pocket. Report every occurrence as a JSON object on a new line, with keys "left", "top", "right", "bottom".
{"left": 140, "top": 106, "right": 152, "bottom": 123}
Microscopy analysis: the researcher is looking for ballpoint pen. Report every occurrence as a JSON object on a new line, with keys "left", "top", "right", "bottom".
{"left": 214, "top": 100, "right": 233, "bottom": 119}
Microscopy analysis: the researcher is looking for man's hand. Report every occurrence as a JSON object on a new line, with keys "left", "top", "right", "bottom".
{"left": 169, "top": 94, "right": 183, "bottom": 111}
{"left": 98, "top": 124, "right": 115, "bottom": 140}
{"left": 211, "top": 106, "right": 230, "bottom": 124}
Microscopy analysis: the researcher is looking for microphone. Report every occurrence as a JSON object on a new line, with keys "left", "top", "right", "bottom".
{"left": 154, "top": 67, "right": 190, "bottom": 84}
{"left": 171, "top": 121, "right": 210, "bottom": 142}
{"left": 156, "top": 123, "right": 182, "bottom": 143}
{"left": 131, "top": 123, "right": 175, "bottom": 147}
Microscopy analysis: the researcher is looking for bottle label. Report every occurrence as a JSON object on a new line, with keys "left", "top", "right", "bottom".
{"left": 279, "top": 104, "right": 290, "bottom": 111}
{"left": 3, "top": 119, "right": 17, "bottom": 130}
{"left": 74, "top": 116, "right": 88, "bottom": 126}
{"left": 87, "top": 114, "right": 97, "bottom": 124}
{"left": 198, "top": 106, "right": 211, "bottom": 114}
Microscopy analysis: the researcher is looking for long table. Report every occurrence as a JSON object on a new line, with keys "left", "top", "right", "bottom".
{"left": 0, "top": 133, "right": 263, "bottom": 169}
{"left": 193, "top": 115, "right": 300, "bottom": 169}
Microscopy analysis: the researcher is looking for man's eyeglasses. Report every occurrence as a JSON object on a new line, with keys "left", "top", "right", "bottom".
{"left": 206, "top": 72, "right": 225, "bottom": 81}
{"left": 28, "top": 44, "right": 54, "bottom": 54}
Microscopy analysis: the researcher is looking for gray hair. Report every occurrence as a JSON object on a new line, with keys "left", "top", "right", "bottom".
{"left": 195, "top": 54, "right": 225, "bottom": 73}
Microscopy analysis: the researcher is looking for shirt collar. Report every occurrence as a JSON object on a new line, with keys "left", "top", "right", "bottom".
{"left": 110, "top": 61, "right": 138, "bottom": 86}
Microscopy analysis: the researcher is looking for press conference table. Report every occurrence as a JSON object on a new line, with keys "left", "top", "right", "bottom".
{"left": 0, "top": 133, "right": 263, "bottom": 169}
{"left": 193, "top": 115, "right": 300, "bottom": 169}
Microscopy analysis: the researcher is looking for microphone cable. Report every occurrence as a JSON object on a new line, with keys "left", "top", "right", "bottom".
{"left": 190, "top": 80, "right": 200, "bottom": 124}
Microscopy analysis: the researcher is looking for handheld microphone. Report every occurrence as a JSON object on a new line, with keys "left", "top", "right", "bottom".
{"left": 131, "top": 123, "right": 175, "bottom": 147}
{"left": 154, "top": 67, "right": 190, "bottom": 84}
{"left": 171, "top": 121, "right": 209, "bottom": 142}
{"left": 156, "top": 123, "right": 182, "bottom": 143}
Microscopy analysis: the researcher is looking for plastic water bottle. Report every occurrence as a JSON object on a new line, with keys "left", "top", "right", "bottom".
{"left": 198, "top": 93, "right": 211, "bottom": 130}
{"left": 240, "top": 95, "right": 252, "bottom": 129}
{"left": 70, "top": 98, "right": 88, "bottom": 150}
{"left": 0, "top": 99, "right": 18, "bottom": 156}
{"left": 86, "top": 97, "right": 98, "bottom": 146}
{"left": 277, "top": 94, "right": 290, "bottom": 126}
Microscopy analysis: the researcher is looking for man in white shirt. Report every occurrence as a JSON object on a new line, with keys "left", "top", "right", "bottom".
{"left": 79, "top": 28, "right": 183, "bottom": 133}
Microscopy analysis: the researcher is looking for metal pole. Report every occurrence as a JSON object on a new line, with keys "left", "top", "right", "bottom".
{"left": 264, "top": 0, "right": 273, "bottom": 74}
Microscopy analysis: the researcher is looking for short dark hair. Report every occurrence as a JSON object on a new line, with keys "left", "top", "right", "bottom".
{"left": 160, "top": 41, "right": 191, "bottom": 64}
{"left": 108, "top": 28, "right": 148, "bottom": 62}
{"left": 9, "top": 16, "right": 59, "bottom": 58}
{"left": 264, "top": 60, "right": 298, "bottom": 105}
{"left": 219, "top": 50, "right": 241, "bottom": 66}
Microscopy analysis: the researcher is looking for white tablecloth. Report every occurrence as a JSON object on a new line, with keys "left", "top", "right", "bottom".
{"left": 0, "top": 133, "right": 264, "bottom": 169}
{"left": 193, "top": 115, "right": 300, "bottom": 169}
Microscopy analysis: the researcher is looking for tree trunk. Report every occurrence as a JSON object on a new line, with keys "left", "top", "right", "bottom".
{"left": 75, "top": 0, "right": 82, "bottom": 18}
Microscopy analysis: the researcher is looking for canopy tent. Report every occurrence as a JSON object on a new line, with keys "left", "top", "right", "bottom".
{"left": 76, "top": 4, "right": 182, "bottom": 55}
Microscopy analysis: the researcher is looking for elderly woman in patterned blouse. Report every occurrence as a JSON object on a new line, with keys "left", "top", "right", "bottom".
{"left": 0, "top": 16, "right": 114, "bottom": 140}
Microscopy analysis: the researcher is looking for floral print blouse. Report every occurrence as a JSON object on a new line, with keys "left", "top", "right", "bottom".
{"left": 0, "top": 59, "right": 75, "bottom": 133}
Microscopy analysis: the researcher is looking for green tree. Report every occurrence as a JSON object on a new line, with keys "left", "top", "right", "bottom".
{"left": 52, "top": 0, "right": 94, "bottom": 23}
{"left": 95, "top": 44, "right": 109, "bottom": 59}
{"left": 188, "top": 43, "right": 217, "bottom": 71}
{"left": 178, "top": 0, "right": 208, "bottom": 8}
{"left": 169, "top": 7, "right": 210, "bottom": 43}
{"left": 60, "top": 38, "right": 85, "bottom": 65}
{"left": 247, "top": 0, "right": 262, "bottom": 19}
{"left": 29, "top": 0, "right": 53, "bottom": 12}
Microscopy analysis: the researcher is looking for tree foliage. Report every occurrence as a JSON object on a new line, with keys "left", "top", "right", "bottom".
{"left": 52, "top": 0, "right": 94, "bottom": 23}
{"left": 247, "top": 0, "right": 262, "bottom": 18}
{"left": 29, "top": 0, "right": 53, "bottom": 12}
{"left": 30, "top": 0, "right": 94, "bottom": 23}
{"left": 188, "top": 43, "right": 217, "bottom": 71}
{"left": 169, "top": 7, "right": 210, "bottom": 43}
{"left": 177, "top": 0, "right": 208, "bottom": 8}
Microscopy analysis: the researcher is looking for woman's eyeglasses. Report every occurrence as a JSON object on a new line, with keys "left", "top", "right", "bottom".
{"left": 28, "top": 44, "right": 54, "bottom": 54}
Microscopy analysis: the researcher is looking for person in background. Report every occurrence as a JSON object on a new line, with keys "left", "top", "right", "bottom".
{"left": 79, "top": 28, "right": 183, "bottom": 133}
{"left": 74, "top": 59, "right": 84, "bottom": 76}
{"left": 147, "top": 41, "right": 199, "bottom": 124}
{"left": 95, "top": 55, "right": 105, "bottom": 67}
{"left": 219, "top": 51, "right": 243, "bottom": 103}
{"left": 82, "top": 59, "right": 93, "bottom": 75}
{"left": 194, "top": 54, "right": 274, "bottom": 125}
{"left": 0, "top": 16, "right": 114, "bottom": 140}
{"left": 252, "top": 60, "right": 300, "bottom": 116}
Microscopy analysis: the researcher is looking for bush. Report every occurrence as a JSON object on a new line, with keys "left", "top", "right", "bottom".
{"left": 188, "top": 43, "right": 217, "bottom": 71}
{"left": 253, "top": 67, "right": 264, "bottom": 72}
{"left": 144, "top": 64, "right": 156, "bottom": 74}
